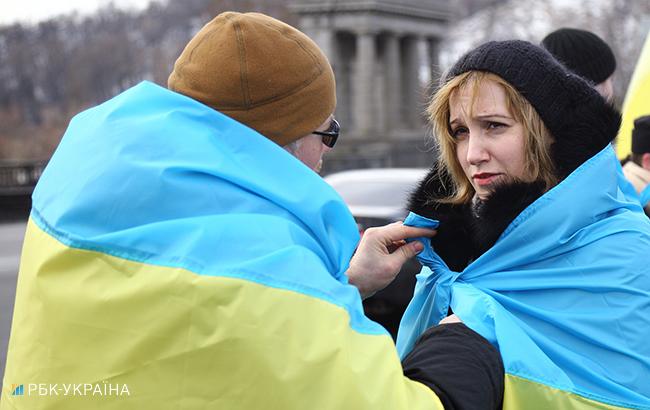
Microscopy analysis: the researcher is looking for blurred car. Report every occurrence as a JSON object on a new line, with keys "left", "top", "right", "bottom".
{"left": 325, "top": 168, "right": 429, "bottom": 339}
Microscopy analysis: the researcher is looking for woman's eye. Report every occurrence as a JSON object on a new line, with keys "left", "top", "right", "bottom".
{"left": 487, "top": 121, "right": 506, "bottom": 129}
{"left": 451, "top": 127, "right": 468, "bottom": 139}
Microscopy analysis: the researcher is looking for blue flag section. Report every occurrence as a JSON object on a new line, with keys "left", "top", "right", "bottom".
{"left": 398, "top": 145, "right": 650, "bottom": 409}
{"left": 32, "top": 81, "right": 364, "bottom": 313}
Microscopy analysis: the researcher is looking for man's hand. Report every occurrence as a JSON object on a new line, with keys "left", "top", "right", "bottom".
{"left": 345, "top": 221, "right": 437, "bottom": 299}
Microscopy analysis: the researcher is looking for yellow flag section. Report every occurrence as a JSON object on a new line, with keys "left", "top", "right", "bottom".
{"left": 616, "top": 29, "right": 650, "bottom": 159}
{"left": 504, "top": 375, "right": 632, "bottom": 410}
{"left": 1, "top": 219, "right": 442, "bottom": 410}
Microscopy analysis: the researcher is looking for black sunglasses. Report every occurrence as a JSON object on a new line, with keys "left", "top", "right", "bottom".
{"left": 313, "top": 118, "right": 340, "bottom": 148}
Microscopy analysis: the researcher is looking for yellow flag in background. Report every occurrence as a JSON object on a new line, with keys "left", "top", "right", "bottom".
{"left": 617, "top": 30, "right": 650, "bottom": 159}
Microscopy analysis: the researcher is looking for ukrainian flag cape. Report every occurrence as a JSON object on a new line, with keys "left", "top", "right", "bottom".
{"left": 1, "top": 82, "right": 442, "bottom": 409}
{"left": 397, "top": 145, "right": 650, "bottom": 409}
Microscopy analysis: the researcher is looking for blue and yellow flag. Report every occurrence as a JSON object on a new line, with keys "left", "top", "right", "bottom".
{"left": 398, "top": 145, "right": 650, "bottom": 409}
{"left": 1, "top": 82, "right": 442, "bottom": 409}
{"left": 616, "top": 29, "right": 650, "bottom": 159}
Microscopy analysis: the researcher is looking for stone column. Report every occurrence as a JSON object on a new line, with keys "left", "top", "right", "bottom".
{"left": 353, "top": 31, "right": 376, "bottom": 135}
{"left": 415, "top": 36, "right": 428, "bottom": 126}
{"left": 401, "top": 36, "right": 420, "bottom": 129}
{"left": 385, "top": 33, "right": 402, "bottom": 131}
{"left": 428, "top": 37, "right": 441, "bottom": 85}
{"left": 313, "top": 31, "right": 336, "bottom": 64}
{"left": 313, "top": 29, "right": 341, "bottom": 122}
{"left": 336, "top": 34, "right": 354, "bottom": 134}
{"left": 299, "top": 15, "right": 336, "bottom": 60}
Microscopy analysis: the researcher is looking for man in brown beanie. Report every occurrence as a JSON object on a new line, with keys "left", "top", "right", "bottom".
{"left": 168, "top": 11, "right": 337, "bottom": 173}
{"left": 166, "top": 11, "right": 428, "bottom": 292}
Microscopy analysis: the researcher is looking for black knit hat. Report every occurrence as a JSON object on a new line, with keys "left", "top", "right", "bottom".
{"left": 632, "top": 116, "right": 650, "bottom": 154}
{"left": 541, "top": 28, "right": 616, "bottom": 84}
{"left": 445, "top": 40, "right": 620, "bottom": 179}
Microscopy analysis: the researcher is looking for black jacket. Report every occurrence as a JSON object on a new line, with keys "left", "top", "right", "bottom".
{"left": 403, "top": 323, "right": 504, "bottom": 410}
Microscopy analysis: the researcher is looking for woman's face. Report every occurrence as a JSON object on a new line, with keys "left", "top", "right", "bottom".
{"left": 449, "top": 79, "right": 530, "bottom": 200}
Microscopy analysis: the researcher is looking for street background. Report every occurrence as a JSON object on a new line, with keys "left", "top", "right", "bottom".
{"left": 0, "top": 221, "right": 26, "bottom": 386}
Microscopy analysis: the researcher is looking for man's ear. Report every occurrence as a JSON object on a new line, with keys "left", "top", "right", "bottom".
{"left": 642, "top": 153, "right": 650, "bottom": 170}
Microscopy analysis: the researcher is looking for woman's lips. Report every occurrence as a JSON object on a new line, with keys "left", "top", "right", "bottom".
{"left": 473, "top": 173, "right": 502, "bottom": 186}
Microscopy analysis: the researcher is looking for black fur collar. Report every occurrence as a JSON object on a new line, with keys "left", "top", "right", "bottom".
{"left": 408, "top": 170, "right": 545, "bottom": 271}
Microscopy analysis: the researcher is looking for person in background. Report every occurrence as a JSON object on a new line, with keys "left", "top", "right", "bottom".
{"left": 622, "top": 115, "right": 650, "bottom": 214}
{"left": 542, "top": 27, "right": 617, "bottom": 101}
{"left": 2, "top": 12, "right": 503, "bottom": 410}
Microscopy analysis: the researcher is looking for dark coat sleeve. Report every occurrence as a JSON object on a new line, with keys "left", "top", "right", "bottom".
{"left": 402, "top": 323, "right": 504, "bottom": 410}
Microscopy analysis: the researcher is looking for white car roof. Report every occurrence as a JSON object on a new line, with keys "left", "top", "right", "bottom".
{"left": 324, "top": 168, "right": 428, "bottom": 185}
{"left": 324, "top": 168, "right": 429, "bottom": 219}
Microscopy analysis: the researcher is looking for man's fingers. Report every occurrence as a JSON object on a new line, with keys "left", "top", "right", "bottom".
{"left": 410, "top": 240, "right": 424, "bottom": 255}
{"left": 390, "top": 240, "right": 424, "bottom": 265}
{"left": 380, "top": 221, "right": 437, "bottom": 242}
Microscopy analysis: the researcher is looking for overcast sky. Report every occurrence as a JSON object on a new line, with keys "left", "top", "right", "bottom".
{"left": 1, "top": 0, "right": 158, "bottom": 25}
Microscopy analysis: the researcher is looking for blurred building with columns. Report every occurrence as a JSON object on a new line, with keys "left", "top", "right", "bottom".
{"left": 290, "top": 0, "right": 451, "bottom": 172}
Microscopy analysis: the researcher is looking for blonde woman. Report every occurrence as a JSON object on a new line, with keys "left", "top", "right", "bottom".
{"left": 398, "top": 40, "right": 650, "bottom": 409}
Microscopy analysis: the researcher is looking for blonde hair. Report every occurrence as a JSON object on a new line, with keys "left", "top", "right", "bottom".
{"left": 428, "top": 71, "right": 557, "bottom": 204}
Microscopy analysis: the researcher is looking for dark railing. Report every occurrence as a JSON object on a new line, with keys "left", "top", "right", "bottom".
{"left": 0, "top": 161, "right": 47, "bottom": 219}
{"left": 0, "top": 161, "right": 46, "bottom": 194}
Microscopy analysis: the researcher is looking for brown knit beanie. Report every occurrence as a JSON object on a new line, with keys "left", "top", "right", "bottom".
{"left": 168, "top": 12, "right": 336, "bottom": 146}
